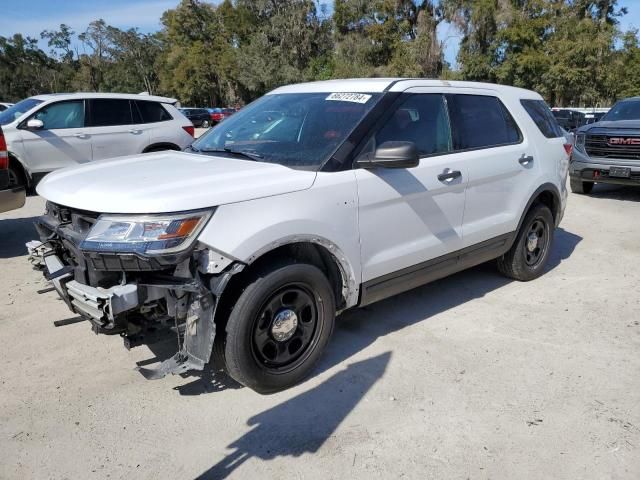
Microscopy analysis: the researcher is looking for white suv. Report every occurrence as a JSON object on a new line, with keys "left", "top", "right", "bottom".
{"left": 28, "top": 79, "right": 570, "bottom": 393}
{"left": 0, "top": 93, "right": 194, "bottom": 188}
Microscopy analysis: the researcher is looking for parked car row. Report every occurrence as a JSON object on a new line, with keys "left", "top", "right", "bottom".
{"left": 178, "top": 107, "right": 238, "bottom": 128}
{"left": 4, "top": 79, "right": 638, "bottom": 395}
{"left": 552, "top": 107, "right": 609, "bottom": 131}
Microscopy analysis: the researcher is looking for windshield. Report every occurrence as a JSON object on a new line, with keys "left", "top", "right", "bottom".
{"left": 0, "top": 98, "right": 43, "bottom": 125}
{"left": 191, "top": 92, "right": 381, "bottom": 170}
{"left": 602, "top": 100, "right": 640, "bottom": 121}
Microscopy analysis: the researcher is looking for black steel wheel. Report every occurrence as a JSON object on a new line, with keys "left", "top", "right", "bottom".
{"left": 251, "top": 284, "right": 319, "bottom": 371}
{"left": 223, "top": 261, "right": 335, "bottom": 394}
{"left": 523, "top": 217, "right": 550, "bottom": 268}
{"left": 497, "top": 203, "right": 555, "bottom": 281}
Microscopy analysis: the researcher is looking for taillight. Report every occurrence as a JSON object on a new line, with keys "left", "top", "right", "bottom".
{"left": 0, "top": 130, "right": 8, "bottom": 170}
{"left": 182, "top": 126, "right": 195, "bottom": 137}
{"left": 563, "top": 143, "right": 573, "bottom": 156}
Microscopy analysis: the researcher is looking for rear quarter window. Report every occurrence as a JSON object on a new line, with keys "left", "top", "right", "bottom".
{"left": 135, "top": 101, "right": 172, "bottom": 123}
{"left": 521, "top": 99, "right": 564, "bottom": 138}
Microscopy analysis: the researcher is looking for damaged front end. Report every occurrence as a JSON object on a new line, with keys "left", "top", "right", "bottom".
{"left": 28, "top": 202, "right": 241, "bottom": 379}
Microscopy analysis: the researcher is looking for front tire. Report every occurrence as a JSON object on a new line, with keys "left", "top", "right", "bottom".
{"left": 570, "top": 177, "right": 594, "bottom": 194}
{"left": 497, "top": 203, "right": 554, "bottom": 281}
{"left": 223, "top": 261, "right": 335, "bottom": 394}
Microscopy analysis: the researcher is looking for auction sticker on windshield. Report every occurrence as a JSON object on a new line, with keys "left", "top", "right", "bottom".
{"left": 326, "top": 93, "right": 372, "bottom": 104}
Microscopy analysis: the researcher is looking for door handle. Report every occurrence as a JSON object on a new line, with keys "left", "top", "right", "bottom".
{"left": 519, "top": 154, "right": 534, "bottom": 166}
{"left": 437, "top": 169, "right": 462, "bottom": 182}
{"left": 129, "top": 129, "right": 142, "bottom": 134}
{"left": 75, "top": 133, "right": 89, "bottom": 139}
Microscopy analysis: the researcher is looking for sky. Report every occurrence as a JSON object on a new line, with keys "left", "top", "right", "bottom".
{"left": 2, "top": 0, "right": 640, "bottom": 67}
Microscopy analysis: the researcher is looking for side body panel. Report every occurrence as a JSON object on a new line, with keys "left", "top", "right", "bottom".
{"left": 355, "top": 155, "right": 467, "bottom": 283}
{"left": 155, "top": 104, "right": 196, "bottom": 149}
{"left": 90, "top": 123, "right": 151, "bottom": 161}
{"left": 197, "top": 170, "right": 362, "bottom": 307}
{"left": 17, "top": 124, "right": 93, "bottom": 173}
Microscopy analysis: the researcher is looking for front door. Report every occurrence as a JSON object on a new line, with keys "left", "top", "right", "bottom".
{"left": 355, "top": 93, "right": 468, "bottom": 288}
{"left": 19, "top": 99, "right": 93, "bottom": 172}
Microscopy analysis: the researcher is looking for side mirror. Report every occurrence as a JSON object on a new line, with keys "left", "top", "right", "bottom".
{"left": 357, "top": 141, "right": 419, "bottom": 169}
{"left": 26, "top": 119, "right": 44, "bottom": 130}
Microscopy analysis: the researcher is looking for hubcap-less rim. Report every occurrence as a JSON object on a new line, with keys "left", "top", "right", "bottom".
{"left": 252, "top": 284, "right": 319, "bottom": 371}
{"left": 524, "top": 217, "right": 548, "bottom": 267}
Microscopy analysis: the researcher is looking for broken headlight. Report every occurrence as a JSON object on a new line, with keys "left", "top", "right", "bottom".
{"left": 80, "top": 210, "right": 212, "bottom": 255}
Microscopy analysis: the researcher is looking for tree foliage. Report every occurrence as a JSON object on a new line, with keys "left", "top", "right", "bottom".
{"left": 0, "top": 0, "right": 637, "bottom": 107}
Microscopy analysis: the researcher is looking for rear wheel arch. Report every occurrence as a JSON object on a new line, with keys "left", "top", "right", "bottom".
{"left": 142, "top": 142, "right": 181, "bottom": 153}
{"left": 7, "top": 153, "right": 29, "bottom": 187}
{"left": 517, "top": 183, "right": 561, "bottom": 232}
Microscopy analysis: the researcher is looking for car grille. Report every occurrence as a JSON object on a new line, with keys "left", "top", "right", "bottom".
{"left": 46, "top": 202, "right": 99, "bottom": 237}
{"left": 585, "top": 135, "right": 640, "bottom": 161}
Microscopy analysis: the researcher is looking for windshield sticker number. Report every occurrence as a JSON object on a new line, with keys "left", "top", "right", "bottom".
{"left": 326, "top": 93, "right": 372, "bottom": 104}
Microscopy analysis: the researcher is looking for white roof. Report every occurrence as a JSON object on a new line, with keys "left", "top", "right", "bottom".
{"left": 31, "top": 92, "right": 177, "bottom": 104}
{"left": 270, "top": 78, "right": 541, "bottom": 99}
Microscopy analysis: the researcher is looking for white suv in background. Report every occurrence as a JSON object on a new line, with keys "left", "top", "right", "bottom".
{"left": 0, "top": 93, "right": 195, "bottom": 188}
{"left": 28, "top": 79, "right": 570, "bottom": 394}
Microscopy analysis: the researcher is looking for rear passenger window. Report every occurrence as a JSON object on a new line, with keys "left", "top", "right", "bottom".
{"left": 446, "top": 94, "right": 521, "bottom": 150}
{"left": 375, "top": 94, "right": 451, "bottom": 156}
{"left": 135, "top": 101, "right": 172, "bottom": 123}
{"left": 520, "top": 99, "right": 564, "bottom": 138}
{"left": 88, "top": 99, "right": 133, "bottom": 127}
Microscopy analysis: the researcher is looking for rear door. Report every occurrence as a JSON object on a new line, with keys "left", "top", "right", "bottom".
{"left": 87, "top": 99, "right": 150, "bottom": 160}
{"left": 19, "top": 99, "right": 93, "bottom": 172}
{"left": 445, "top": 93, "right": 534, "bottom": 246}
{"left": 355, "top": 92, "right": 468, "bottom": 284}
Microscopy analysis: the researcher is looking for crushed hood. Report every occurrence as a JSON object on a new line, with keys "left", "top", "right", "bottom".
{"left": 37, "top": 151, "right": 317, "bottom": 213}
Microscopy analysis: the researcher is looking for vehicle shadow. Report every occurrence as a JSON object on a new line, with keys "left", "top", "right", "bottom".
{"left": 0, "top": 216, "right": 38, "bottom": 258}
{"left": 196, "top": 352, "right": 391, "bottom": 480}
{"left": 159, "top": 227, "right": 581, "bottom": 396}
{"left": 587, "top": 184, "right": 640, "bottom": 202}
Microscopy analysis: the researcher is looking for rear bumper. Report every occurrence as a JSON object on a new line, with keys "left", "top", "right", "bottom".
{"left": 569, "top": 159, "right": 640, "bottom": 186}
{"left": 0, "top": 187, "right": 26, "bottom": 214}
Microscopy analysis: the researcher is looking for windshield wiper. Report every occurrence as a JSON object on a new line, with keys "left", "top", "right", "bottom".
{"left": 198, "top": 147, "right": 263, "bottom": 161}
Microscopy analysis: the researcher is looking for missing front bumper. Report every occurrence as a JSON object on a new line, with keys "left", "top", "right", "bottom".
{"left": 27, "top": 239, "right": 220, "bottom": 380}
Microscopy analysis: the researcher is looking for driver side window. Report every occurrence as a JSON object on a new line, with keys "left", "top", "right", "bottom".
{"left": 374, "top": 94, "right": 452, "bottom": 157}
{"left": 33, "top": 100, "right": 85, "bottom": 130}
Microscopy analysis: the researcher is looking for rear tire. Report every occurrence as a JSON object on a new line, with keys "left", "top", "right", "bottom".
{"left": 570, "top": 177, "right": 594, "bottom": 194}
{"left": 8, "top": 159, "right": 26, "bottom": 188}
{"left": 223, "top": 261, "right": 335, "bottom": 394}
{"left": 201, "top": 120, "right": 210, "bottom": 128}
{"left": 497, "top": 203, "right": 554, "bottom": 281}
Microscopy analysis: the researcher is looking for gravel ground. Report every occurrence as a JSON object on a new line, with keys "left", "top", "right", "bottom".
{"left": 0, "top": 185, "right": 639, "bottom": 480}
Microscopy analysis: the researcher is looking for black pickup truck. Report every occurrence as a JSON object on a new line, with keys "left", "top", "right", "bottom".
{"left": 0, "top": 125, "right": 26, "bottom": 213}
{"left": 570, "top": 97, "right": 640, "bottom": 194}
